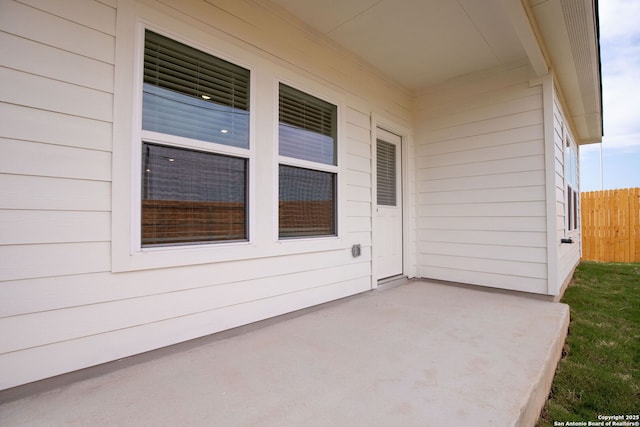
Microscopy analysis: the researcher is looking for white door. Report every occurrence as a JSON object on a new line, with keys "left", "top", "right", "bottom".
{"left": 375, "top": 128, "right": 403, "bottom": 280}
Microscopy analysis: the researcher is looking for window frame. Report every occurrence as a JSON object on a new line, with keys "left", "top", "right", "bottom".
{"left": 136, "top": 27, "right": 254, "bottom": 249}
{"left": 564, "top": 127, "right": 579, "bottom": 233}
{"left": 275, "top": 80, "right": 342, "bottom": 242}
{"left": 112, "top": 11, "right": 258, "bottom": 272}
{"left": 140, "top": 141, "right": 250, "bottom": 247}
{"left": 111, "top": 4, "right": 347, "bottom": 272}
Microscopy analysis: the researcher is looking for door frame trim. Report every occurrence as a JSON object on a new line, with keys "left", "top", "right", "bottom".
{"left": 371, "top": 114, "right": 412, "bottom": 289}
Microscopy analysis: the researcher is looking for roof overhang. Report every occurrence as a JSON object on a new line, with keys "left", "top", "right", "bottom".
{"left": 529, "top": 0, "right": 603, "bottom": 144}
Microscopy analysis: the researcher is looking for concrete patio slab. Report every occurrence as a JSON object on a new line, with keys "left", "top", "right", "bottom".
{"left": 0, "top": 280, "right": 568, "bottom": 426}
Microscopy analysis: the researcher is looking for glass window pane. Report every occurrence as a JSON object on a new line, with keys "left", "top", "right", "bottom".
{"left": 142, "top": 143, "right": 247, "bottom": 246}
{"left": 279, "top": 123, "right": 335, "bottom": 165}
{"left": 279, "top": 84, "right": 336, "bottom": 165}
{"left": 567, "top": 186, "right": 573, "bottom": 230}
{"left": 143, "top": 30, "right": 250, "bottom": 148}
{"left": 279, "top": 165, "right": 336, "bottom": 238}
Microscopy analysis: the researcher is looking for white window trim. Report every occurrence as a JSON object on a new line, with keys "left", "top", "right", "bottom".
{"left": 563, "top": 124, "right": 579, "bottom": 234}
{"left": 141, "top": 131, "right": 251, "bottom": 160}
{"left": 273, "top": 78, "right": 346, "bottom": 244}
{"left": 111, "top": 2, "right": 348, "bottom": 272}
{"left": 112, "top": 4, "right": 259, "bottom": 272}
{"left": 134, "top": 25, "right": 257, "bottom": 244}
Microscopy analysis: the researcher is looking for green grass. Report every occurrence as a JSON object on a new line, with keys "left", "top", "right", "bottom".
{"left": 538, "top": 261, "right": 640, "bottom": 426}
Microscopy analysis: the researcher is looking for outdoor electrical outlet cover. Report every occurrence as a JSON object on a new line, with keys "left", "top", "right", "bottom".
{"left": 352, "top": 244, "right": 361, "bottom": 257}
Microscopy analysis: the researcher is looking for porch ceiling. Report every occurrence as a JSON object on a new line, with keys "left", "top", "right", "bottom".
{"left": 266, "top": 0, "right": 527, "bottom": 91}
{"left": 264, "top": 0, "right": 603, "bottom": 143}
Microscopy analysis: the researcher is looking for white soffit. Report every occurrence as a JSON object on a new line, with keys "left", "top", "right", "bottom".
{"left": 266, "top": 0, "right": 527, "bottom": 91}
{"left": 530, "top": 0, "right": 603, "bottom": 143}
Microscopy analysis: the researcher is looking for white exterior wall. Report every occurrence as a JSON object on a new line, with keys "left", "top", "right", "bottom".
{"left": 0, "top": 0, "right": 414, "bottom": 390}
{"left": 414, "top": 63, "right": 549, "bottom": 294}
{"left": 552, "top": 88, "right": 581, "bottom": 292}
{"left": 0, "top": 0, "right": 587, "bottom": 391}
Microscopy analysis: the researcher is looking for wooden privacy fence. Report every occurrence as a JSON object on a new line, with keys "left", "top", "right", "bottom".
{"left": 581, "top": 188, "right": 640, "bottom": 262}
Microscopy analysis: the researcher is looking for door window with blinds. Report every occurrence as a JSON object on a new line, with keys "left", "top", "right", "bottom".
{"left": 141, "top": 30, "right": 250, "bottom": 246}
{"left": 278, "top": 83, "right": 338, "bottom": 238}
{"left": 377, "top": 139, "right": 397, "bottom": 206}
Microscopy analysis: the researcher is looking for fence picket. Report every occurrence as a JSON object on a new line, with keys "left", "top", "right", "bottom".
{"left": 632, "top": 189, "right": 636, "bottom": 260}
{"left": 581, "top": 187, "right": 640, "bottom": 262}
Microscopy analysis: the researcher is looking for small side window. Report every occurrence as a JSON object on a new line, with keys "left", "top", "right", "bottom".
{"left": 564, "top": 132, "right": 579, "bottom": 232}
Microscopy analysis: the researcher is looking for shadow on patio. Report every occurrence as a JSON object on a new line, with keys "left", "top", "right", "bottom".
{"left": 0, "top": 279, "right": 568, "bottom": 426}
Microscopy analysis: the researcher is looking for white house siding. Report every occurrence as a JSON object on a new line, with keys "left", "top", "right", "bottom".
{"left": 0, "top": 0, "right": 413, "bottom": 390}
{"left": 553, "top": 89, "right": 581, "bottom": 292}
{"left": 0, "top": 0, "right": 116, "bottom": 285}
{"left": 414, "top": 63, "right": 549, "bottom": 294}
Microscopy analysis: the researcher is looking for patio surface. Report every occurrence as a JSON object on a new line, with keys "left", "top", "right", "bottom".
{"left": 0, "top": 279, "right": 568, "bottom": 426}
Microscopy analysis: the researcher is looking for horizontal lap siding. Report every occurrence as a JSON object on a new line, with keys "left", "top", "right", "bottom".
{"left": 0, "top": 1, "right": 115, "bottom": 63}
{"left": 0, "top": 0, "right": 391, "bottom": 389}
{"left": 0, "top": 262, "right": 372, "bottom": 354}
{"left": 415, "top": 64, "right": 547, "bottom": 294}
{"left": 0, "top": 0, "right": 115, "bottom": 290}
{"left": 0, "top": 0, "right": 119, "bottom": 389}
{"left": 0, "top": 0, "right": 115, "bottom": 288}
{"left": 0, "top": 275, "right": 370, "bottom": 392}
{"left": 0, "top": 250, "right": 368, "bottom": 318}
{"left": 553, "top": 92, "right": 580, "bottom": 286}
{"left": 346, "top": 108, "right": 373, "bottom": 251}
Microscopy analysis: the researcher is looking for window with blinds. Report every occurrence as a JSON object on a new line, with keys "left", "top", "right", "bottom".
{"left": 142, "top": 143, "right": 247, "bottom": 245}
{"left": 143, "top": 30, "right": 250, "bottom": 148}
{"left": 377, "top": 139, "right": 397, "bottom": 206}
{"left": 140, "top": 30, "right": 250, "bottom": 246}
{"left": 279, "top": 84, "right": 336, "bottom": 165}
{"left": 278, "top": 84, "right": 337, "bottom": 238}
{"left": 565, "top": 132, "right": 579, "bottom": 232}
{"left": 279, "top": 165, "right": 336, "bottom": 237}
